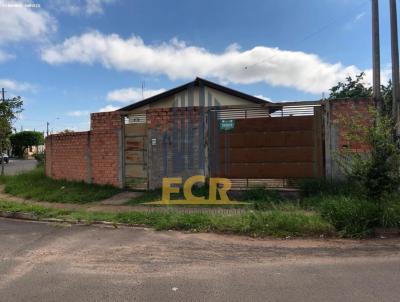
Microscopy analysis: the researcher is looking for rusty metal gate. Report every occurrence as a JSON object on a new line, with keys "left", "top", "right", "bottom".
{"left": 123, "top": 113, "right": 148, "bottom": 190}
{"left": 209, "top": 104, "right": 324, "bottom": 189}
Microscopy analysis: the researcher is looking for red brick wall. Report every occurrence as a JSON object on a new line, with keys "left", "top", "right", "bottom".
{"left": 147, "top": 107, "right": 202, "bottom": 131}
{"left": 45, "top": 132, "right": 90, "bottom": 182}
{"left": 325, "top": 97, "right": 375, "bottom": 179}
{"left": 330, "top": 98, "right": 374, "bottom": 152}
{"left": 45, "top": 111, "right": 123, "bottom": 187}
{"left": 90, "top": 112, "right": 122, "bottom": 187}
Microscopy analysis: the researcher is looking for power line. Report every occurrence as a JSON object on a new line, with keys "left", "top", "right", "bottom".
{"left": 244, "top": 0, "right": 370, "bottom": 70}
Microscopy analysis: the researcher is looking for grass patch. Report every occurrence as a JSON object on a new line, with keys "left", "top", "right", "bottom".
{"left": 317, "top": 195, "right": 381, "bottom": 237}
{"left": 301, "top": 193, "right": 400, "bottom": 238}
{"left": 0, "top": 200, "right": 334, "bottom": 238}
{"left": 0, "top": 167, "right": 121, "bottom": 203}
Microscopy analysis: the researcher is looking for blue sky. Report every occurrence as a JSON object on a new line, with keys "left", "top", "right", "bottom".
{"left": 0, "top": 0, "right": 396, "bottom": 133}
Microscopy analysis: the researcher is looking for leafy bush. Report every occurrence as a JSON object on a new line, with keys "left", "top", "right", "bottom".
{"left": 350, "top": 115, "right": 400, "bottom": 202}
{"left": 319, "top": 196, "right": 381, "bottom": 237}
{"left": 34, "top": 152, "right": 45, "bottom": 166}
{"left": 380, "top": 198, "right": 400, "bottom": 228}
{"left": 337, "top": 109, "right": 400, "bottom": 202}
{"left": 299, "top": 178, "right": 355, "bottom": 198}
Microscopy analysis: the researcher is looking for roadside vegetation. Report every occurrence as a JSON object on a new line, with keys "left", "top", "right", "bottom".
{"left": 1, "top": 73, "right": 400, "bottom": 238}
{"left": 0, "top": 167, "right": 121, "bottom": 203}
{"left": 0, "top": 200, "right": 333, "bottom": 238}
{"left": 1, "top": 166, "right": 400, "bottom": 237}
{"left": 300, "top": 180, "right": 400, "bottom": 237}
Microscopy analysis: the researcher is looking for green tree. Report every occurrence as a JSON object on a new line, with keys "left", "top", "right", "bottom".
{"left": 59, "top": 129, "right": 74, "bottom": 133}
{"left": 328, "top": 72, "right": 373, "bottom": 100}
{"left": 10, "top": 131, "right": 44, "bottom": 158}
{"left": 381, "top": 80, "right": 393, "bottom": 116}
{"left": 0, "top": 96, "right": 23, "bottom": 175}
{"left": 328, "top": 72, "right": 393, "bottom": 116}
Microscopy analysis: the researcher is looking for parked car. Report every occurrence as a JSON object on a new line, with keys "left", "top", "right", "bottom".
{"left": 1, "top": 154, "right": 9, "bottom": 164}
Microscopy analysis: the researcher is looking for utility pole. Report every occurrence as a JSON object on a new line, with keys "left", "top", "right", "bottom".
{"left": 46, "top": 122, "right": 49, "bottom": 136}
{"left": 1, "top": 88, "right": 5, "bottom": 176}
{"left": 372, "top": 0, "right": 381, "bottom": 111}
{"left": 390, "top": 0, "right": 400, "bottom": 136}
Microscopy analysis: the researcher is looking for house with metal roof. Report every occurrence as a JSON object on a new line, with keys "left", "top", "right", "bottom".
{"left": 119, "top": 77, "right": 269, "bottom": 112}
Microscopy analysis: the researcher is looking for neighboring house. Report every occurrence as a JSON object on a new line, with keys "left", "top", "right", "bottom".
{"left": 25, "top": 145, "right": 45, "bottom": 159}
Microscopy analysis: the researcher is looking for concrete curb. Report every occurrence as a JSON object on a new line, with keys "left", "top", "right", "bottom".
{"left": 0, "top": 210, "right": 145, "bottom": 228}
{"left": 0, "top": 211, "right": 38, "bottom": 220}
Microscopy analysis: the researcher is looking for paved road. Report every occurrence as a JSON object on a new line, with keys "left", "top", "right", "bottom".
{"left": 1, "top": 218, "right": 400, "bottom": 302}
{"left": 3, "top": 159, "right": 37, "bottom": 176}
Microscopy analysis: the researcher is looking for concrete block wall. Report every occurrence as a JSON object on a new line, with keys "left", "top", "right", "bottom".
{"left": 45, "top": 111, "right": 123, "bottom": 187}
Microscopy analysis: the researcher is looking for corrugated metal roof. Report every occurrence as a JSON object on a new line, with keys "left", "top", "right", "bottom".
{"left": 118, "top": 77, "right": 269, "bottom": 112}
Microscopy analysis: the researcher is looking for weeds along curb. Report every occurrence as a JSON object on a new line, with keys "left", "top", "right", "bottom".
{"left": 0, "top": 210, "right": 144, "bottom": 228}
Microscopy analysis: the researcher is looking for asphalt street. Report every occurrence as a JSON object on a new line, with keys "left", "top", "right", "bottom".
{"left": 1, "top": 218, "right": 400, "bottom": 301}
{"left": 2, "top": 159, "right": 37, "bottom": 176}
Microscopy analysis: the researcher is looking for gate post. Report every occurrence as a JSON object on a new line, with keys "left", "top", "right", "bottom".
{"left": 118, "top": 115, "right": 125, "bottom": 188}
{"left": 313, "top": 106, "right": 324, "bottom": 178}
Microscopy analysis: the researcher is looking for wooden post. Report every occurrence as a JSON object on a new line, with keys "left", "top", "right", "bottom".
{"left": 372, "top": 0, "right": 381, "bottom": 111}
{"left": 390, "top": 0, "right": 400, "bottom": 135}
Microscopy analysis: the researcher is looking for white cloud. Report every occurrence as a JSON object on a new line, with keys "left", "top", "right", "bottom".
{"left": 85, "top": 0, "right": 114, "bottom": 15}
{"left": 0, "top": 50, "right": 15, "bottom": 63}
{"left": 344, "top": 11, "right": 366, "bottom": 30}
{"left": 107, "top": 87, "right": 166, "bottom": 103}
{"left": 363, "top": 68, "right": 391, "bottom": 86}
{"left": 41, "top": 31, "right": 374, "bottom": 94}
{"left": 0, "top": 1, "right": 56, "bottom": 44}
{"left": 49, "top": 0, "right": 114, "bottom": 16}
{"left": 67, "top": 110, "right": 90, "bottom": 117}
{"left": 0, "top": 79, "right": 35, "bottom": 92}
{"left": 50, "top": 0, "right": 80, "bottom": 15}
{"left": 99, "top": 104, "right": 120, "bottom": 112}
{"left": 254, "top": 94, "right": 271, "bottom": 102}
{"left": 354, "top": 12, "right": 366, "bottom": 22}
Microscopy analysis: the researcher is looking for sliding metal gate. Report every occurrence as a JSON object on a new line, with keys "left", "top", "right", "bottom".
{"left": 208, "top": 105, "right": 324, "bottom": 189}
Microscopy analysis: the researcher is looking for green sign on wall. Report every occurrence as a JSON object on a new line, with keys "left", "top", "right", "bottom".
{"left": 219, "top": 119, "right": 235, "bottom": 131}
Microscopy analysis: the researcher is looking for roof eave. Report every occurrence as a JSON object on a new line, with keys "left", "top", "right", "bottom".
{"left": 118, "top": 77, "right": 269, "bottom": 112}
